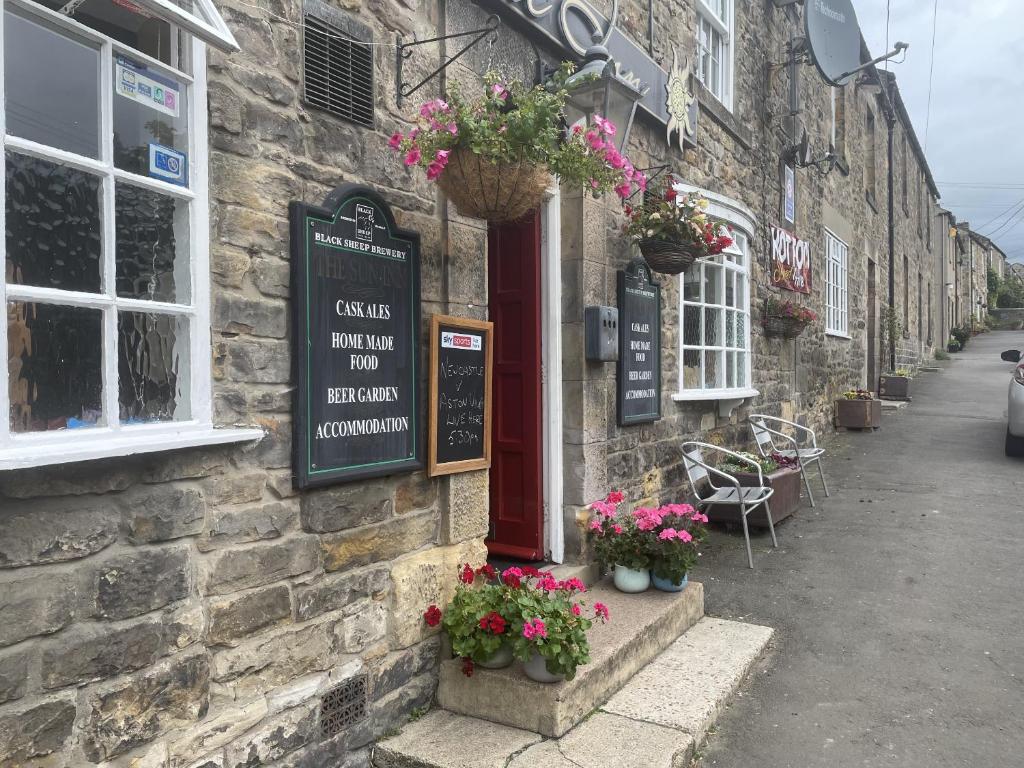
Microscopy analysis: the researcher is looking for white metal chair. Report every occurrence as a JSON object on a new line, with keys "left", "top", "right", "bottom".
{"left": 748, "top": 414, "right": 829, "bottom": 507}
{"left": 682, "top": 441, "right": 778, "bottom": 569}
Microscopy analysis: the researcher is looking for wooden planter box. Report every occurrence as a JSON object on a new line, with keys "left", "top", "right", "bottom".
{"left": 705, "top": 466, "right": 802, "bottom": 528}
{"left": 835, "top": 398, "right": 882, "bottom": 429}
{"left": 878, "top": 375, "right": 912, "bottom": 401}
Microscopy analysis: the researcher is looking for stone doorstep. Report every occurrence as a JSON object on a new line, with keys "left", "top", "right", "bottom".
{"left": 880, "top": 400, "right": 910, "bottom": 410}
{"left": 435, "top": 579, "right": 705, "bottom": 738}
{"left": 372, "top": 616, "right": 774, "bottom": 768}
{"left": 919, "top": 366, "right": 942, "bottom": 372}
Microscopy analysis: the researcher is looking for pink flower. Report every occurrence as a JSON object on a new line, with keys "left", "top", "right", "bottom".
{"left": 590, "top": 500, "right": 617, "bottom": 518}
{"left": 613, "top": 524, "right": 623, "bottom": 534}
{"left": 572, "top": 604, "right": 582, "bottom": 616}
{"left": 659, "top": 529, "right": 677, "bottom": 540}
{"left": 589, "top": 519, "right": 603, "bottom": 531}
{"left": 605, "top": 148, "right": 626, "bottom": 170}
{"left": 607, "top": 491, "right": 624, "bottom": 504}
{"left": 636, "top": 172, "right": 648, "bottom": 192}
{"left": 522, "top": 618, "right": 547, "bottom": 640}
{"left": 677, "top": 529, "right": 693, "bottom": 543}
{"left": 426, "top": 161, "right": 445, "bottom": 180}
{"left": 614, "top": 182, "right": 632, "bottom": 199}
{"left": 388, "top": 132, "right": 403, "bottom": 150}
{"left": 446, "top": 122, "right": 458, "bottom": 135}
{"left": 404, "top": 147, "right": 421, "bottom": 166}
{"left": 491, "top": 83, "right": 509, "bottom": 100}
{"left": 593, "top": 115, "right": 617, "bottom": 136}
{"left": 502, "top": 567, "right": 523, "bottom": 588}
{"left": 691, "top": 511, "right": 709, "bottom": 524}
{"left": 594, "top": 602, "right": 610, "bottom": 621}
{"left": 562, "top": 577, "right": 586, "bottom": 593}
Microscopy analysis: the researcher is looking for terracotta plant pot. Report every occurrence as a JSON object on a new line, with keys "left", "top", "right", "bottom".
{"left": 878, "top": 374, "right": 912, "bottom": 401}
{"left": 637, "top": 238, "right": 703, "bottom": 275}
{"left": 436, "top": 147, "right": 550, "bottom": 223}
{"left": 835, "top": 398, "right": 882, "bottom": 429}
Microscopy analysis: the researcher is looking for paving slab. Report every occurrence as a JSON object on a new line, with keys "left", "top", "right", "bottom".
{"left": 371, "top": 710, "right": 541, "bottom": 768}
{"left": 437, "top": 579, "right": 704, "bottom": 737}
{"left": 602, "top": 617, "right": 773, "bottom": 743}
{"left": 507, "top": 713, "right": 694, "bottom": 768}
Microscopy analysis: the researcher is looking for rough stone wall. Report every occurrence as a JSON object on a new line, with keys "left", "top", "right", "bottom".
{"left": 0, "top": 1, "right": 491, "bottom": 766}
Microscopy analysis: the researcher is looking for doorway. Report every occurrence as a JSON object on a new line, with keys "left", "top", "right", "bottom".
{"left": 867, "top": 259, "right": 877, "bottom": 391}
{"left": 486, "top": 212, "right": 544, "bottom": 560}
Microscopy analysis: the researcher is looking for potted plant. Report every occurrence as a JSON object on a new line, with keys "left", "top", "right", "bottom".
{"left": 835, "top": 388, "right": 882, "bottom": 429}
{"left": 762, "top": 297, "right": 817, "bottom": 339}
{"left": 423, "top": 564, "right": 609, "bottom": 683}
{"left": 589, "top": 491, "right": 652, "bottom": 592}
{"left": 646, "top": 503, "right": 708, "bottom": 592}
{"left": 879, "top": 368, "right": 912, "bottom": 401}
{"left": 623, "top": 183, "right": 734, "bottom": 274}
{"left": 707, "top": 451, "right": 802, "bottom": 525}
{"left": 389, "top": 65, "right": 645, "bottom": 223}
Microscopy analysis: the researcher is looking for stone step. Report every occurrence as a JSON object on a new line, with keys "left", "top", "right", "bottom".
{"left": 372, "top": 616, "right": 774, "bottom": 768}
{"left": 435, "top": 578, "right": 705, "bottom": 738}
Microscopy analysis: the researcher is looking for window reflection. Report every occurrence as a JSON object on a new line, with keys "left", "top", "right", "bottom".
{"left": 115, "top": 184, "right": 190, "bottom": 302}
{"left": 113, "top": 56, "right": 189, "bottom": 177}
{"left": 6, "top": 152, "right": 103, "bottom": 292}
{"left": 8, "top": 302, "right": 103, "bottom": 432}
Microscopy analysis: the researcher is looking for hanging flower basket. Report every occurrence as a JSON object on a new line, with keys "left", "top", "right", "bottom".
{"left": 762, "top": 314, "right": 811, "bottom": 339}
{"left": 637, "top": 238, "right": 703, "bottom": 275}
{"left": 436, "top": 147, "right": 551, "bottom": 223}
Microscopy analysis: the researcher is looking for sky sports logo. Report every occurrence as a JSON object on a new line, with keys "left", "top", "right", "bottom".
{"left": 441, "top": 332, "right": 481, "bottom": 351}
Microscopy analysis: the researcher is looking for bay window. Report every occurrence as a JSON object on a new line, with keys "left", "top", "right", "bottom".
{"left": 1, "top": 0, "right": 259, "bottom": 469}
{"left": 675, "top": 186, "right": 756, "bottom": 411}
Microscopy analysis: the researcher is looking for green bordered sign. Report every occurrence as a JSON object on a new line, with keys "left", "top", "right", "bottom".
{"left": 617, "top": 258, "right": 662, "bottom": 426}
{"left": 290, "top": 185, "right": 422, "bottom": 488}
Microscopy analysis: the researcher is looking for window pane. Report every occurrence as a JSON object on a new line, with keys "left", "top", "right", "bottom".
{"left": 8, "top": 301, "right": 103, "bottom": 432}
{"left": 704, "top": 307, "right": 721, "bottom": 346}
{"left": 737, "top": 347, "right": 746, "bottom": 386}
{"left": 118, "top": 312, "right": 189, "bottom": 423}
{"left": 725, "top": 271, "right": 736, "bottom": 307}
{"left": 704, "top": 264, "right": 722, "bottom": 305}
{"left": 4, "top": 10, "right": 100, "bottom": 158}
{"left": 704, "top": 350, "right": 723, "bottom": 389}
{"left": 113, "top": 55, "right": 189, "bottom": 178}
{"left": 736, "top": 311, "right": 746, "bottom": 345}
{"left": 726, "top": 351, "right": 736, "bottom": 388}
{"left": 36, "top": 0, "right": 176, "bottom": 65}
{"left": 682, "top": 350, "right": 701, "bottom": 390}
{"left": 683, "top": 263, "right": 702, "bottom": 302}
{"left": 6, "top": 152, "right": 102, "bottom": 292}
{"left": 683, "top": 305, "right": 702, "bottom": 347}
{"left": 115, "top": 183, "right": 190, "bottom": 302}
{"left": 725, "top": 310, "right": 735, "bottom": 347}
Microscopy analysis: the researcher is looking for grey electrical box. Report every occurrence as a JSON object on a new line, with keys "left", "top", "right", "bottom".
{"left": 585, "top": 306, "right": 619, "bottom": 362}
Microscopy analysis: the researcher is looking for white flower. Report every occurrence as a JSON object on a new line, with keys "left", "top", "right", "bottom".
{"left": 649, "top": 212, "right": 661, "bottom": 221}
{"left": 646, "top": 228, "right": 655, "bottom": 237}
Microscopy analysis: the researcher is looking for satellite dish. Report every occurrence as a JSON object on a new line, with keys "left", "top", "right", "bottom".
{"left": 804, "top": 0, "right": 862, "bottom": 86}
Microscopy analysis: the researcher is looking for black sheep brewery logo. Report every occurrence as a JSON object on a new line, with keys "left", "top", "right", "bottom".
{"left": 355, "top": 203, "right": 375, "bottom": 242}
{"left": 665, "top": 50, "right": 697, "bottom": 152}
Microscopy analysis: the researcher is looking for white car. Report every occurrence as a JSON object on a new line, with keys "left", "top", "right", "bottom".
{"left": 1002, "top": 348, "right": 1024, "bottom": 456}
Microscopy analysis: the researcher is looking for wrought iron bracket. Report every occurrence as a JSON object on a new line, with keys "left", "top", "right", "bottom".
{"left": 395, "top": 15, "right": 501, "bottom": 107}
{"left": 625, "top": 164, "right": 671, "bottom": 202}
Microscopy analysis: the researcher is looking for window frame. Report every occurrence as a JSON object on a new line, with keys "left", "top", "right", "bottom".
{"left": 695, "top": 0, "right": 734, "bottom": 111}
{"left": 0, "top": 0, "right": 259, "bottom": 470}
{"left": 673, "top": 186, "right": 757, "bottom": 404}
{"left": 824, "top": 229, "right": 849, "bottom": 338}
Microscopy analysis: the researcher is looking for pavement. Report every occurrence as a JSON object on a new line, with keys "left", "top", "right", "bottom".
{"left": 695, "top": 330, "right": 1024, "bottom": 768}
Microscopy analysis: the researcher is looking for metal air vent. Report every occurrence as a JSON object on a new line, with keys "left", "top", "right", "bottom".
{"left": 303, "top": 10, "right": 374, "bottom": 127}
{"left": 319, "top": 675, "right": 367, "bottom": 737}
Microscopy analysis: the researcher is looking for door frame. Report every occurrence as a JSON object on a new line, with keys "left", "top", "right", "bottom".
{"left": 540, "top": 185, "right": 565, "bottom": 563}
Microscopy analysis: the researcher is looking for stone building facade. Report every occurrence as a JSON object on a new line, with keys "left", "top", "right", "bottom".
{"left": 0, "top": 0, "right": 960, "bottom": 766}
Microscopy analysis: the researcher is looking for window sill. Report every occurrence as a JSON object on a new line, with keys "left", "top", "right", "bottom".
{"left": 673, "top": 387, "right": 759, "bottom": 417}
{"left": 826, "top": 330, "right": 852, "bottom": 340}
{"left": 0, "top": 424, "right": 265, "bottom": 471}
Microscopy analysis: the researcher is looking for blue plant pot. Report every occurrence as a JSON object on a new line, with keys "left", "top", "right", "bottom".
{"left": 613, "top": 565, "right": 651, "bottom": 593}
{"left": 477, "top": 644, "right": 514, "bottom": 669}
{"left": 523, "top": 652, "right": 564, "bottom": 683}
{"left": 651, "top": 571, "right": 688, "bottom": 592}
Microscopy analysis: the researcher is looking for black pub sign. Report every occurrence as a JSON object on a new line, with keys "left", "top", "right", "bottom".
{"left": 617, "top": 258, "right": 662, "bottom": 426}
{"left": 290, "top": 185, "right": 422, "bottom": 488}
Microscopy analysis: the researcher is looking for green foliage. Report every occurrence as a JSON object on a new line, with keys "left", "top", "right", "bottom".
{"left": 881, "top": 305, "right": 903, "bottom": 354}
{"left": 718, "top": 450, "right": 778, "bottom": 475}
{"left": 590, "top": 513, "right": 650, "bottom": 570}
{"left": 648, "top": 510, "right": 708, "bottom": 585}
{"left": 934, "top": 349, "right": 950, "bottom": 361}
{"left": 439, "top": 581, "right": 511, "bottom": 665}
{"left": 997, "top": 278, "right": 1024, "bottom": 308}
{"left": 623, "top": 184, "right": 733, "bottom": 256}
{"left": 505, "top": 585, "right": 594, "bottom": 681}
{"left": 951, "top": 324, "right": 971, "bottom": 348}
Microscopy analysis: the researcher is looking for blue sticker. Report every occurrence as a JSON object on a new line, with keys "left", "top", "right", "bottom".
{"left": 148, "top": 143, "right": 187, "bottom": 186}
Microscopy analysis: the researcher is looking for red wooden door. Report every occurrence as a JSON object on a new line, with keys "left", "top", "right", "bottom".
{"left": 486, "top": 212, "right": 543, "bottom": 559}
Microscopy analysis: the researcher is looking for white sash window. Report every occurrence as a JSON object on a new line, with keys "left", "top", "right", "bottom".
{"left": 0, "top": 0, "right": 258, "bottom": 469}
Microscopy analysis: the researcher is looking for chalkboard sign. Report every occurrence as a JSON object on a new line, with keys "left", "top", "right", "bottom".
{"left": 428, "top": 315, "right": 493, "bottom": 476}
{"left": 290, "top": 185, "right": 422, "bottom": 488}
{"left": 617, "top": 258, "right": 662, "bottom": 426}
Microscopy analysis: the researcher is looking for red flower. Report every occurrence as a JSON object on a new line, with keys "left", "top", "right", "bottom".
{"left": 424, "top": 605, "right": 442, "bottom": 627}
{"left": 664, "top": 187, "right": 678, "bottom": 202}
{"left": 476, "top": 563, "right": 497, "bottom": 581}
{"left": 607, "top": 490, "right": 625, "bottom": 504}
{"left": 594, "top": 602, "right": 610, "bottom": 622}
{"left": 478, "top": 611, "right": 507, "bottom": 634}
{"left": 459, "top": 564, "right": 475, "bottom": 584}
{"left": 461, "top": 658, "right": 475, "bottom": 677}
{"left": 521, "top": 566, "right": 543, "bottom": 578}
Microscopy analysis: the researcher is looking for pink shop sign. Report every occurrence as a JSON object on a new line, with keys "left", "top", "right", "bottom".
{"left": 769, "top": 226, "right": 811, "bottom": 294}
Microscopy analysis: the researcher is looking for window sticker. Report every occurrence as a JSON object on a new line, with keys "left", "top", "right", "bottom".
{"left": 115, "top": 56, "right": 180, "bottom": 118}
{"left": 148, "top": 143, "right": 187, "bottom": 186}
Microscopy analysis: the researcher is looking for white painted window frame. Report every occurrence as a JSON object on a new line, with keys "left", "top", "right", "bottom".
{"left": 695, "top": 0, "right": 734, "bottom": 111}
{"left": 673, "top": 185, "right": 757, "bottom": 412}
{"left": 0, "top": 0, "right": 260, "bottom": 470}
{"left": 825, "top": 228, "right": 849, "bottom": 338}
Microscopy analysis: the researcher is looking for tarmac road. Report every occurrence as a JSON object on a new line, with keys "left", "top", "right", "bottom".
{"left": 696, "top": 330, "right": 1024, "bottom": 768}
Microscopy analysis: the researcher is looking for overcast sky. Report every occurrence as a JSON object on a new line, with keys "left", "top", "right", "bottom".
{"left": 855, "top": 0, "right": 1024, "bottom": 263}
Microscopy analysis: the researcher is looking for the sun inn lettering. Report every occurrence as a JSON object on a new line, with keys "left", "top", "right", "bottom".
{"left": 314, "top": 230, "right": 409, "bottom": 261}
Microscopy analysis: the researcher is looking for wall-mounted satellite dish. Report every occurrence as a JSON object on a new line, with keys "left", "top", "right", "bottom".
{"left": 804, "top": 0, "right": 862, "bottom": 86}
